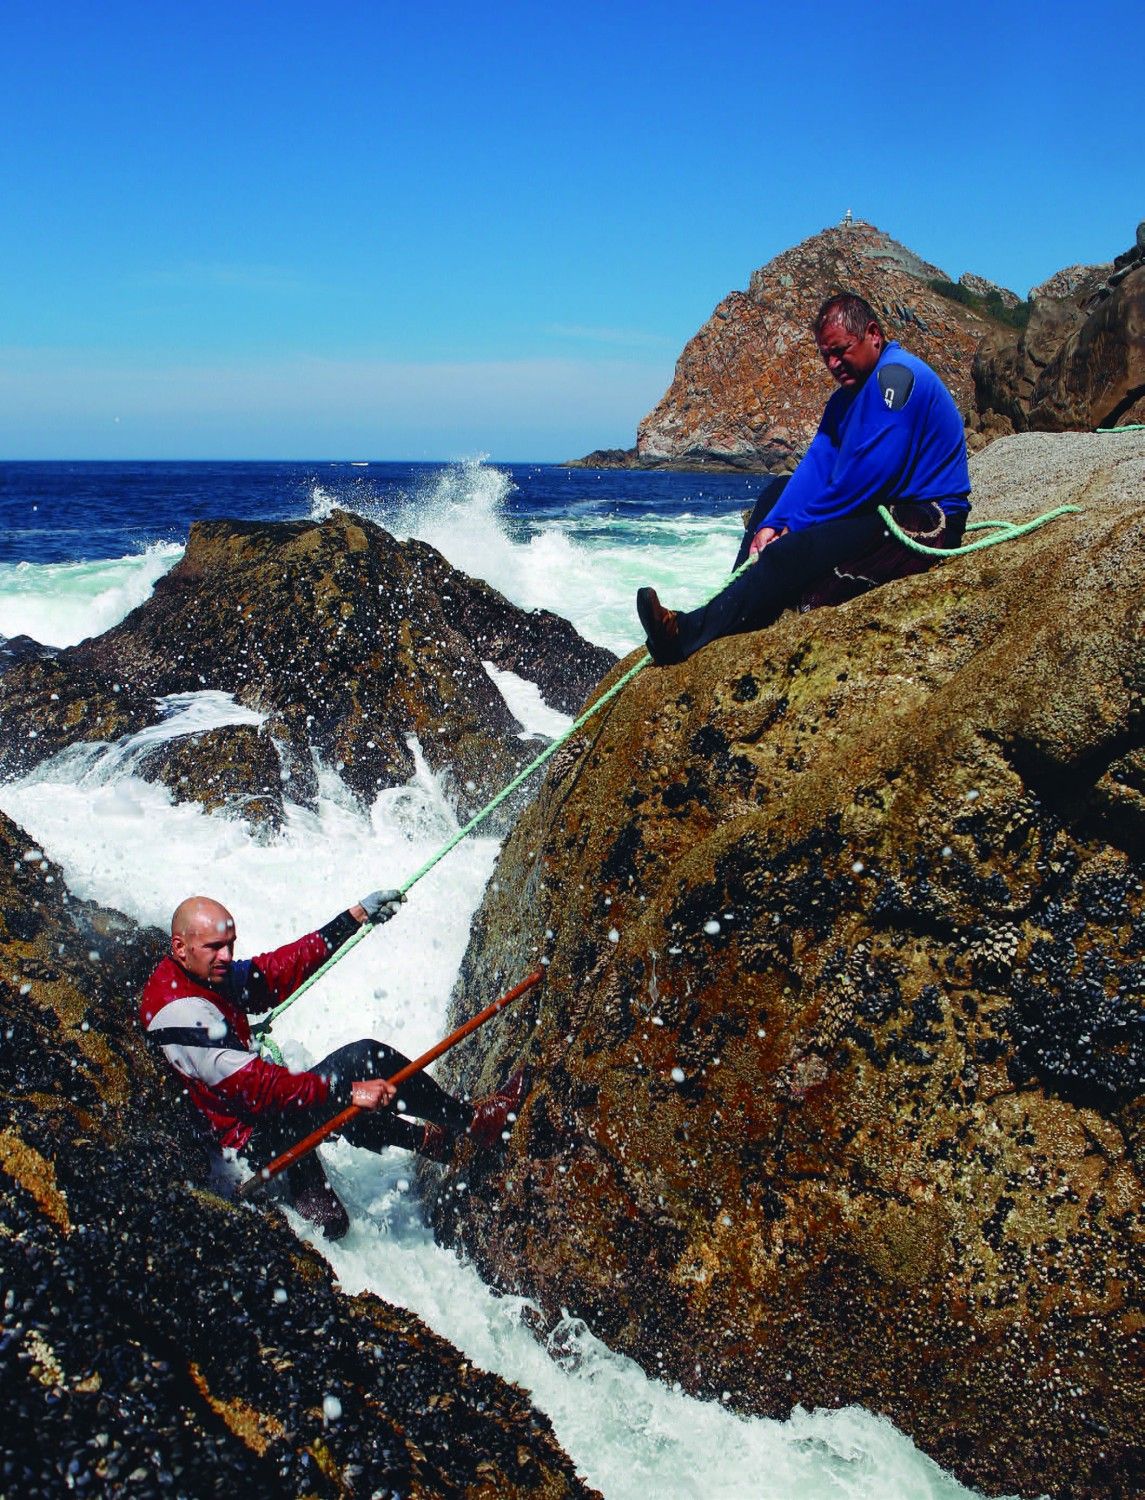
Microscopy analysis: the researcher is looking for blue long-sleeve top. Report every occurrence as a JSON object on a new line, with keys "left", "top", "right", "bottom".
{"left": 762, "top": 342, "right": 971, "bottom": 535}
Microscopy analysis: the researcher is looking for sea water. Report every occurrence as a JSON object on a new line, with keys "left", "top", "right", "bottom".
{"left": 0, "top": 460, "right": 1014, "bottom": 1499}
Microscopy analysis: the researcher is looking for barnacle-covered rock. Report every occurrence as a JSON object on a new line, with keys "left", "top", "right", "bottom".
{"left": 433, "top": 432, "right": 1145, "bottom": 1500}
{"left": 0, "top": 511, "right": 614, "bottom": 830}
{"left": 0, "top": 807, "right": 597, "bottom": 1498}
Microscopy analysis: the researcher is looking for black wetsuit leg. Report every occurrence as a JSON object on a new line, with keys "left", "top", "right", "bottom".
{"left": 672, "top": 508, "right": 889, "bottom": 661}
{"left": 244, "top": 1039, "right": 472, "bottom": 1165}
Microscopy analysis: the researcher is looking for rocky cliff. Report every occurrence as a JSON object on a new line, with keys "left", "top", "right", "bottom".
{"left": 975, "top": 227, "right": 1145, "bottom": 436}
{"left": 583, "top": 221, "right": 1007, "bottom": 471}
{"left": 432, "top": 432, "right": 1145, "bottom": 1500}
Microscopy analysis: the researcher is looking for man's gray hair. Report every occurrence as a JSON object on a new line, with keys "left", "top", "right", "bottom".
{"left": 814, "top": 293, "right": 884, "bottom": 340}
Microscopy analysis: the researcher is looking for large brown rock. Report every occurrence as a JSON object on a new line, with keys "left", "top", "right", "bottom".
{"left": 972, "top": 293, "right": 1093, "bottom": 431}
{"left": 431, "top": 432, "right": 1145, "bottom": 1499}
{"left": 0, "top": 511, "right": 615, "bottom": 829}
{"left": 1028, "top": 264, "right": 1145, "bottom": 430}
{"left": 631, "top": 221, "right": 1000, "bottom": 470}
{"left": 0, "top": 807, "right": 597, "bottom": 1497}
{"left": 975, "top": 232, "right": 1145, "bottom": 435}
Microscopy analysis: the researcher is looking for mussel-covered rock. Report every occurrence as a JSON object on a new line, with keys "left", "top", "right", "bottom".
{"left": 0, "top": 510, "right": 615, "bottom": 831}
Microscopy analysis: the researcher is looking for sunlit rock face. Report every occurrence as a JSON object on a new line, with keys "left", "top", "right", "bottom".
{"left": 0, "top": 808, "right": 598, "bottom": 1498}
{"left": 975, "top": 227, "right": 1145, "bottom": 435}
{"left": 632, "top": 221, "right": 993, "bottom": 471}
{"left": 0, "top": 510, "right": 614, "bottom": 828}
{"left": 433, "top": 433, "right": 1145, "bottom": 1500}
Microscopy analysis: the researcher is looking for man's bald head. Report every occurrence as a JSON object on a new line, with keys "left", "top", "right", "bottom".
{"left": 170, "top": 897, "right": 237, "bottom": 988}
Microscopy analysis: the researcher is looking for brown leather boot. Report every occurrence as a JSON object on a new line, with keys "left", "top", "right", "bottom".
{"left": 636, "top": 587, "right": 683, "bottom": 665}
{"left": 467, "top": 1068, "right": 529, "bottom": 1150}
{"left": 419, "top": 1122, "right": 453, "bottom": 1162}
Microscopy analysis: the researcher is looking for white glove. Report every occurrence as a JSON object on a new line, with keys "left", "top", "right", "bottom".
{"left": 360, "top": 888, "right": 404, "bottom": 924}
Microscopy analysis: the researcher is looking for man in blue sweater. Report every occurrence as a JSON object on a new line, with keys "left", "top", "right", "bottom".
{"left": 637, "top": 293, "right": 971, "bottom": 664}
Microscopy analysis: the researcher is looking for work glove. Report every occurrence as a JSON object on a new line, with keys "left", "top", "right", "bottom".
{"left": 359, "top": 888, "right": 405, "bottom": 924}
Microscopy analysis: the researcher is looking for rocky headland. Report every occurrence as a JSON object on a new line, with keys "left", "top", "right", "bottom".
{"left": 571, "top": 219, "right": 1145, "bottom": 471}
{"left": 432, "top": 431, "right": 1145, "bottom": 1500}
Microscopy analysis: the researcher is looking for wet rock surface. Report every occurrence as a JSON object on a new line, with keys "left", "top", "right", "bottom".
{"left": 0, "top": 510, "right": 614, "bottom": 829}
{"left": 432, "top": 433, "right": 1145, "bottom": 1500}
{"left": 0, "top": 807, "right": 598, "bottom": 1499}
{"left": 135, "top": 724, "right": 289, "bottom": 836}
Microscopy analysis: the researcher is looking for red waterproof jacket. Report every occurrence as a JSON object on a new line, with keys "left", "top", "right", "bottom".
{"left": 139, "top": 926, "right": 351, "bottom": 1150}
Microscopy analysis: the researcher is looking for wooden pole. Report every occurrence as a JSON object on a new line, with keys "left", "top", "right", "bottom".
{"left": 236, "top": 968, "right": 543, "bottom": 1198}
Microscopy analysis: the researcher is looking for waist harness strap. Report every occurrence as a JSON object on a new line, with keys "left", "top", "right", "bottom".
{"left": 146, "top": 1024, "right": 248, "bottom": 1051}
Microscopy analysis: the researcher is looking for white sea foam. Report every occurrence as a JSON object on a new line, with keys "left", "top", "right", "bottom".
{"left": 0, "top": 543, "right": 182, "bottom": 649}
{"left": 483, "top": 661, "right": 574, "bottom": 739}
{"left": 307, "top": 456, "right": 746, "bottom": 656}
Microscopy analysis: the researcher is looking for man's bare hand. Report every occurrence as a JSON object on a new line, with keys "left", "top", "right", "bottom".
{"left": 748, "top": 524, "right": 788, "bottom": 559}
{"left": 351, "top": 1078, "right": 397, "bottom": 1110}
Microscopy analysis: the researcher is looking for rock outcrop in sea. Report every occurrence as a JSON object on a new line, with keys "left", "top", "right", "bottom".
{"left": 431, "top": 432, "right": 1145, "bottom": 1500}
{"left": 0, "top": 510, "right": 615, "bottom": 835}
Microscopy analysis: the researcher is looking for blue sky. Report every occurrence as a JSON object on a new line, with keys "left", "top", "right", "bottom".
{"left": 2, "top": 0, "right": 1141, "bottom": 460}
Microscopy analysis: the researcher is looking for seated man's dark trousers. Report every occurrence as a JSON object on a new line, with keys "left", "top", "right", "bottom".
{"left": 669, "top": 505, "right": 888, "bottom": 663}
{"left": 663, "top": 475, "right": 964, "bottom": 665}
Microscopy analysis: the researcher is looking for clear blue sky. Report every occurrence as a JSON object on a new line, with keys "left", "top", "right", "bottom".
{"left": 2, "top": 0, "right": 1140, "bottom": 460}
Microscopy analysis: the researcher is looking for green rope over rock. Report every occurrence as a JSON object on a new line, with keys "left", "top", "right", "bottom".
{"left": 254, "top": 648, "right": 654, "bottom": 1054}
{"left": 257, "top": 496, "right": 1084, "bottom": 1058}
{"left": 877, "top": 504, "right": 1081, "bottom": 557}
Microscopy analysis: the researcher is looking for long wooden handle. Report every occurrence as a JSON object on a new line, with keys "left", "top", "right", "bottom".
{"left": 236, "top": 967, "right": 543, "bottom": 1198}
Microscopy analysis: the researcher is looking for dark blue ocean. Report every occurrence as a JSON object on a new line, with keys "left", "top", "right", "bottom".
{"left": 0, "top": 459, "right": 763, "bottom": 565}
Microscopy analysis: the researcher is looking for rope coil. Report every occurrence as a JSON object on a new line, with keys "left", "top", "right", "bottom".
{"left": 878, "top": 503, "right": 1081, "bottom": 557}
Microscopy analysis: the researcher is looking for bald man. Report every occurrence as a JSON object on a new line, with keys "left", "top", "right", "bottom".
{"left": 140, "top": 892, "right": 526, "bottom": 1240}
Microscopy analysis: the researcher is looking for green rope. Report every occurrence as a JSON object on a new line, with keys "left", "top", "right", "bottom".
{"left": 257, "top": 496, "right": 1084, "bottom": 1054}
{"left": 877, "top": 504, "right": 1081, "bottom": 558}
{"left": 254, "top": 649, "right": 654, "bottom": 1049}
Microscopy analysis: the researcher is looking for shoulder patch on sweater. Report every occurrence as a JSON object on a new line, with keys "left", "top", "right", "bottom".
{"left": 877, "top": 363, "right": 914, "bottom": 411}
